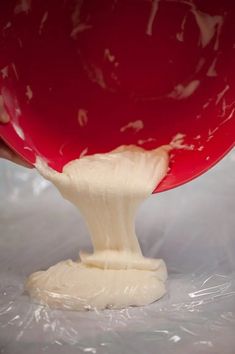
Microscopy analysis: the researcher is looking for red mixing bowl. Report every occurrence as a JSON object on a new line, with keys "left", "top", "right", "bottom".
{"left": 0, "top": 0, "right": 235, "bottom": 191}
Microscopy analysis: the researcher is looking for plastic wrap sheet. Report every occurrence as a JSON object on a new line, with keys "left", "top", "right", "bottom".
{"left": 0, "top": 151, "right": 235, "bottom": 354}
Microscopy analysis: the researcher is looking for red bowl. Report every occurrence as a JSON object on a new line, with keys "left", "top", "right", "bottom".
{"left": 0, "top": 0, "right": 235, "bottom": 191}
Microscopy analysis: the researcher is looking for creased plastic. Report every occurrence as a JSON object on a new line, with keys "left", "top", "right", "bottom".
{"left": 0, "top": 150, "right": 235, "bottom": 353}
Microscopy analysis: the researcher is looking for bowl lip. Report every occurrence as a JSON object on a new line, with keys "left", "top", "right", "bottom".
{"left": 0, "top": 129, "right": 35, "bottom": 165}
{"left": 1, "top": 128, "right": 234, "bottom": 193}
{"left": 156, "top": 142, "right": 235, "bottom": 193}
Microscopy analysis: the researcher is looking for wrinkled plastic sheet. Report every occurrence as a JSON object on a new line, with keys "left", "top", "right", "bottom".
{"left": 0, "top": 151, "right": 235, "bottom": 354}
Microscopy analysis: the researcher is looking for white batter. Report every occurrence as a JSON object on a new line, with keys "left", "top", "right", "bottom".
{"left": 26, "top": 145, "right": 169, "bottom": 310}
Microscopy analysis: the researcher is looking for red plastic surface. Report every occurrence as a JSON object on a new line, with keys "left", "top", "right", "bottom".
{"left": 0, "top": 0, "right": 235, "bottom": 192}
